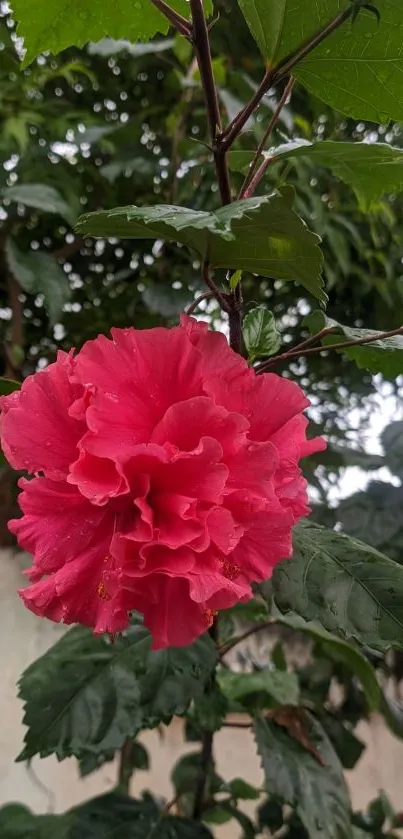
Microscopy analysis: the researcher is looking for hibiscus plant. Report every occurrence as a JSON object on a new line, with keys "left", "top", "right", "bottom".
{"left": 1, "top": 1, "right": 403, "bottom": 838}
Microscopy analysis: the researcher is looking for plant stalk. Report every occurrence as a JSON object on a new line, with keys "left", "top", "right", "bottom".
{"left": 190, "top": 0, "right": 231, "bottom": 205}
{"left": 220, "top": 5, "right": 353, "bottom": 151}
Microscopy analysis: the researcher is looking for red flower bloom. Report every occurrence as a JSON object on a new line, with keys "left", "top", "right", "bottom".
{"left": 1, "top": 316, "right": 325, "bottom": 648}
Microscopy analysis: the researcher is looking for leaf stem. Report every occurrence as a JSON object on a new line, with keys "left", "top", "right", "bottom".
{"left": 186, "top": 290, "right": 215, "bottom": 315}
{"left": 239, "top": 77, "right": 295, "bottom": 199}
{"left": 218, "top": 620, "right": 273, "bottom": 659}
{"left": 118, "top": 739, "right": 134, "bottom": 794}
{"left": 190, "top": 0, "right": 232, "bottom": 205}
{"left": 150, "top": 0, "right": 191, "bottom": 38}
{"left": 257, "top": 324, "right": 403, "bottom": 371}
{"left": 219, "top": 5, "right": 353, "bottom": 151}
{"left": 202, "top": 262, "right": 232, "bottom": 312}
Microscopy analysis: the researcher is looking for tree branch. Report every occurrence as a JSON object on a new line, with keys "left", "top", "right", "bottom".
{"left": 239, "top": 76, "right": 295, "bottom": 199}
{"left": 190, "top": 0, "right": 231, "bottom": 205}
{"left": 118, "top": 739, "right": 134, "bottom": 794}
{"left": 150, "top": 0, "right": 191, "bottom": 38}
{"left": 257, "top": 324, "right": 403, "bottom": 372}
{"left": 218, "top": 620, "right": 274, "bottom": 659}
{"left": 186, "top": 290, "right": 215, "bottom": 315}
{"left": 219, "top": 5, "right": 353, "bottom": 151}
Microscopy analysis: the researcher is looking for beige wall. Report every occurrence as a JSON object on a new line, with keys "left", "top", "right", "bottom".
{"left": 1, "top": 549, "right": 403, "bottom": 836}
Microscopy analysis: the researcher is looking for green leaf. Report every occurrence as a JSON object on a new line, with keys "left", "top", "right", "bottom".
{"left": 78, "top": 740, "right": 149, "bottom": 778}
{"left": 76, "top": 194, "right": 325, "bottom": 304}
{"left": 226, "top": 778, "right": 261, "bottom": 800}
{"left": 18, "top": 624, "right": 216, "bottom": 761}
{"left": 0, "top": 378, "right": 20, "bottom": 396}
{"left": 305, "top": 311, "right": 403, "bottom": 379}
{"left": 2, "top": 794, "right": 214, "bottom": 839}
{"left": 231, "top": 141, "right": 403, "bottom": 211}
{"left": 254, "top": 713, "right": 352, "bottom": 839}
{"left": 237, "top": 0, "right": 403, "bottom": 123}
{"left": 320, "top": 714, "right": 365, "bottom": 770}
{"left": 273, "top": 521, "right": 403, "bottom": 652}
{"left": 218, "top": 668, "right": 300, "bottom": 708}
{"left": 190, "top": 684, "right": 229, "bottom": 732}
{"left": 243, "top": 306, "right": 281, "bottom": 362}
{"left": 274, "top": 613, "right": 382, "bottom": 710}
{"left": 13, "top": 0, "right": 212, "bottom": 66}
{"left": 5, "top": 240, "right": 71, "bottom": 325}
{"left": 2, "top": 184, "right": 74, "bottom": 224}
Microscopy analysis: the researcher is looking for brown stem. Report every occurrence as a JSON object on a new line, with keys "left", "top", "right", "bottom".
{"left": 52, "top": 235, "right": 84, "bottom": 261}
{"left": 150, "top": 0, "right": 191, "bottom": 38}
{"left": 258, "top": 324, "right": 403, "bottom": 372}
{"left": 221, "top": 720, "right": 253, "bottom": 729}
{"left": 220, "top": 5, "right": 353, "bottom": 151}
{"left": 218, "top": 620, "right": 274, "bottom": 659}
{"left": 118, "top": 739, "right": 134, "bottom": 794}
{"left": 255, "top": 327, "right": 336, "bottom": 372}
{"left": 186, "top": 290, "right": 215, "bottom": 315}
{"left": 190, "top": 0, "right": 231, "bottom": 205}
{"left": 239, "top": 77, "right": 295, "bottom": 199}
{"left": 202, "top": 262, "right": 232, "bottom": 313}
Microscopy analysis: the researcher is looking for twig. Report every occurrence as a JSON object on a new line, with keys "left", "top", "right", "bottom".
{"left": 239, "top": 77, "right": 295, "bottom": 199}
{"left": 257, "top": 324, "right": 403, "bottom": 372}
{"left": 118, "top": 739, "right": 134, "bottom": 794}
{"left": 221, "top": 720, "right": 253, "bottom": 729}
{"left": 202, "top": 262, "right": 232, "bottom": 313}
{"left": 190, "top": 0, "right": 231, "bottom": 204}
{"left": 150, "top": 0, "right": 191, "bottom": 38}
{"left": 218, "top": 620, "right": 274, "bottom": 659}
{"left": 255, "top": 327, "right": 336, "bottom": 372}
{"left": 186, "top": 290, "right": 215, "bottom": 315}
{"left": 220, "top": 5, "right": 353, "bottom": 151}
{"left": 163, "top": 793, "right": 181, "bottom": 814}
{"left": 52, "top": 235, "right": 84, "bottom": 261}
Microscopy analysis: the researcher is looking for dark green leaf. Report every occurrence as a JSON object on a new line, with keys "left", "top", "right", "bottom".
{"left": 76, "top": 194, "right": 325, "bottom": 304}
{"left": 0, "top": 378, "right": 20, "bottom": 396}
{"left": 274, "top": 521, "right": 403, "bottom": 651}
{"left": 171, "top": 752, "right": 222, "bottom": 798}
{"left": 305, "top": 311, "right": 403, "bottom": 379}
{"left": 2, "top": 184, "right": 74, "bottom": 224}
{"left": 6, "top": 240, "right": 71, "bottom": 325}
{"left": 254, "top": 713, "right": 352, "bottom": 839}
{"left": 18, "top": 624, "right": 216, "bottom": 761}
{"left": 320, "top": 714, "right": 365, "bottom": 770}
{"left": 218, "top": 668, "right": 300, "bottom": 708}
{"left": 238, "top": 0, "right": 403, "bottom": 123}
{"left": 231, "top": 141, "right": 403, "bottom": 211}
{"left": 191, "top": 684, "right": 229, "bottom": 732}
{"left": 273, "top": 613, "right": 381, "bottom": 710}
{"left": 226, "top": 778, "right": 261, "bottom": 800}
{"left": 13, "top": 0, "right": 212, "bottom": 66}
{"left": 243, "top": 306, "right": 281, "bottom": 361}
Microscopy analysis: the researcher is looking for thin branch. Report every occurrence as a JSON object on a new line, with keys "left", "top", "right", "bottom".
{"left": 202, "top": 262, "right": 232, "bottom": 313}
{"left": 273, "top": 6, "right": 352, "bottom": 84}
{"left": 190, "top": 0, "right": 231, "bottom": 204}
{"left": 220, "top": 5, "right": 353, "bottom": 151}
{"left": 118, "top": 739, "right": 134, "bottom": 794}
{"left": 150, "top": 0, "right": 191, "bottom": 38}
{"left": 186, "top": 290, "right": 215, "bottom": 315}
{"left": 221, "top": 720, "right": 253, "bottom": 729}
{"left": 239, "top": 76, "right": 295, "bottom": 199}
{"left": 192, "top": 730, "right": 213, "bottom": 820}
{"left": 255, "top": 327, "right": 336, "bottom": 372}
{"left": 257, "top": 324, "right": 403, "bottom": 372}
{"left": 218, "top": 621, "right": 274, "bottom": 659}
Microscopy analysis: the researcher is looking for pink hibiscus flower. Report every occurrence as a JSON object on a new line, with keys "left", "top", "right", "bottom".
{"left": 0, "top": 316, "right": 325, "bottom": 648}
